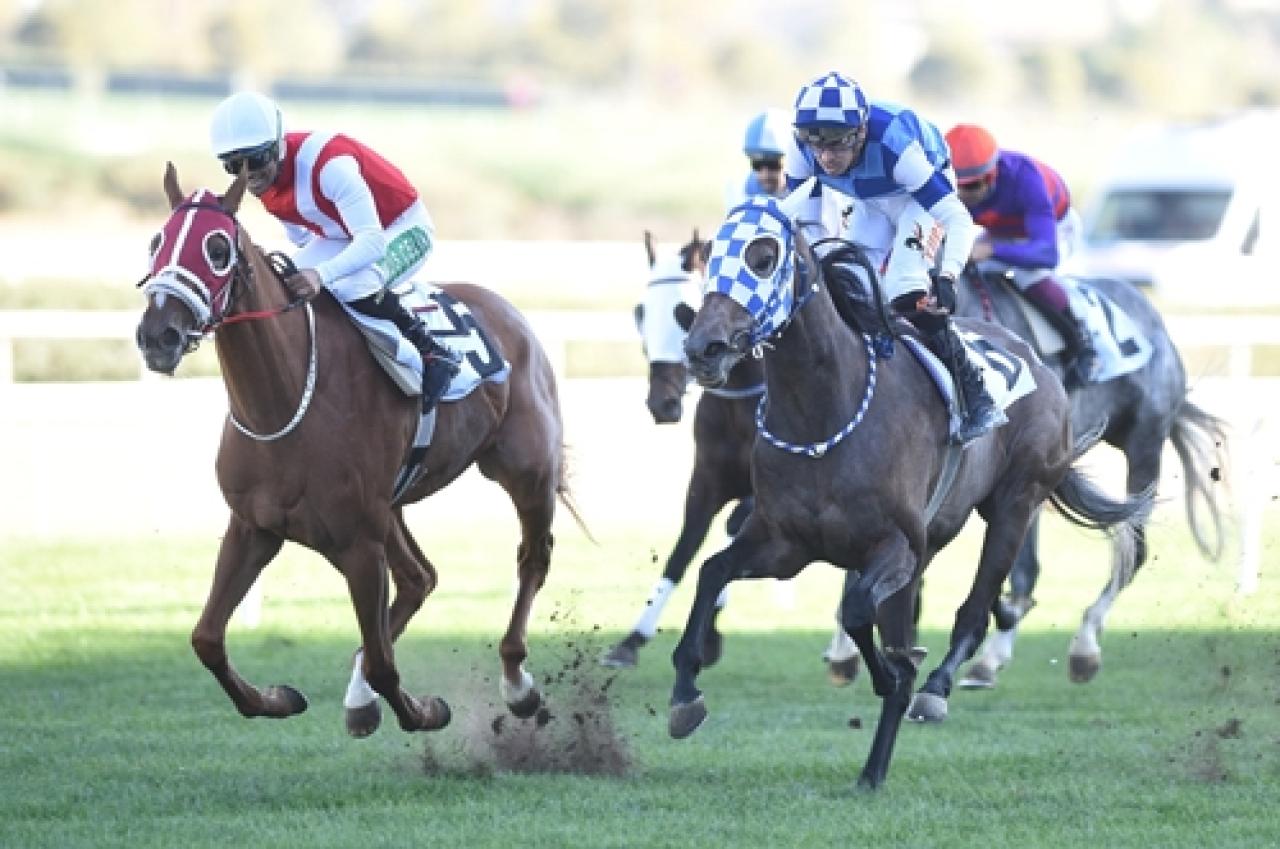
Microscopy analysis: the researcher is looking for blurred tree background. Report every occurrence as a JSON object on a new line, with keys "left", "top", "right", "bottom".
{"left": 1, "top": 0, "right": 1278, "bottom": 239}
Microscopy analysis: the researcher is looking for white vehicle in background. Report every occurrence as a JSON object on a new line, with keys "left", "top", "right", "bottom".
{"left": 1071, "top": 111, "right": 1280, "bottom": 303}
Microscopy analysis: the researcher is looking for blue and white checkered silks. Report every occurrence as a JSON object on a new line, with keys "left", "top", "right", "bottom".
{"left": 705, "top": 197, "right": 798, "bottom": 347}
{"left": 793, "top": 71, "right": 869, "bottom": 129}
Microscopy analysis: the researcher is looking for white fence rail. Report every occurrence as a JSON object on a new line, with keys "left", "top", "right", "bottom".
{"left": 0, "top": 310, "right": 1275, "bottom": 384}
{"left": 0, "top": 309, "right": 1273, "bottom": 597}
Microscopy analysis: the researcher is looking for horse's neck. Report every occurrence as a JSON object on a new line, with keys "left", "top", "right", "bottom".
{"left": 215, "top": 259, "right": 316, "bottom": 421}
{"left": 765, "top": 287, "right": 866, "bottom": 420}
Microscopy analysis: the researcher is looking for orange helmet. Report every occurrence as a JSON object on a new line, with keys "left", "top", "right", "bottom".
{"left": 946, "top": 124, "right": 999, "bottom": 182}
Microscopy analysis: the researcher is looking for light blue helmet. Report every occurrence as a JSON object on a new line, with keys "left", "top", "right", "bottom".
{"left": 743, "top": 109, "right": 787, "bottom": 158}
{"left": 792, "top": 71, "right": 869, "bottom": 130}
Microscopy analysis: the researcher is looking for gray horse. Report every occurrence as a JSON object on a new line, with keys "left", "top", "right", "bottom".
{"left": 670, "top": 195, "right": 1151, "bottom": 788}
{"left": 956, "top": 266, "right": 1228, "bottom": 686}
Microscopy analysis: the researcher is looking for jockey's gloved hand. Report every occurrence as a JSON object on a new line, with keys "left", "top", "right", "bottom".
{"left": 929, "top": 269, "right": 958, "bottom": 314}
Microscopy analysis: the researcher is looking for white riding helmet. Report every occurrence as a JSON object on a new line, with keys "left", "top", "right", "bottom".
{"left": 209, "top": 91, "right": 283, "bottom": 158}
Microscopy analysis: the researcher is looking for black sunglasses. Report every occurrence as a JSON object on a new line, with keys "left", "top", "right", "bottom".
{"left": 750, "top": 158, "right": 783, "bottom": 172}
{"left": 796, "top": 127, "right": 859, "bottom": 149}
{"left": 220, "top": 143, "right": 278, "bottom": 176}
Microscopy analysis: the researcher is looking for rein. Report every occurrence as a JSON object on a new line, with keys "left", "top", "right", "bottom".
{"left": 750, "top": 231, "right": 879, "bottom": 458}
{"left": 754, "top": 332, "right": 878, "bottom": 458}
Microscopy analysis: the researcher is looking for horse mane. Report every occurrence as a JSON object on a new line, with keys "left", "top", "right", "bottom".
{"left": 814, "top": 239, "right": 893, "bottom": 338}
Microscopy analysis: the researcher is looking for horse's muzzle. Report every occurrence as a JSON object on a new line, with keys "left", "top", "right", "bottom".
{"left": 136, "top": 320, "right": 185, "bottom": 375}
{"left": 684, "top": 338, "right": 739, "bottom": 389}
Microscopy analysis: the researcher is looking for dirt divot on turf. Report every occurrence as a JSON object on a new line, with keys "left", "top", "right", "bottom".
{"left": 421, "top": 599, "right": 633, "bottom": 778}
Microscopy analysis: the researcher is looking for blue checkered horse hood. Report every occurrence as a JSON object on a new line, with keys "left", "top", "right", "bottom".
{"left": 705, "top": 196, "right": 800, "bottom": 346}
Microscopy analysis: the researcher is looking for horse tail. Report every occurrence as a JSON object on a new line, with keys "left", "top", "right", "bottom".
{"left": 1169, "top": 397, "right": 1229, "bottom": 561}
{"left": 556, "top": 443, "right": 597, "bottom": 545}
{"left": 1049, "top": 467, "right": 1155, "bottom": 593}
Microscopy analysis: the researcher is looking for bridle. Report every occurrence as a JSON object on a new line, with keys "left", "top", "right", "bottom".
{"left": 139, "top": 197, "right": 318, "bottom": 442}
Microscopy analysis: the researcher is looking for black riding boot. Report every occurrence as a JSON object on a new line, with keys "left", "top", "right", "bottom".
{"left": 350, "top": 292, "right": 461, "bottom": 411}
{"left": 1023, "top": 281, "right": 1098, "bottom": 390}
{"left": 927, "top": 320, "right": 1006, "bottom": 444}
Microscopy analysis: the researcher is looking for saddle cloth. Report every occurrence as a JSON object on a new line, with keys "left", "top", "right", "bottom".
{"left": 900, "top": 329, "right": 1038, "bottom": 441}
{"left": 340, "top": 281, "right": 511, "bottom": 504}
{"left": 1012, "top": 279, "right": 1154, "bottom": 383}
{"left": 340, "top": 281, "right": 511, "bottom": 399}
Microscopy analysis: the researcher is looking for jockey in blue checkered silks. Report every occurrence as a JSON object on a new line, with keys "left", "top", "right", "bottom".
{"left": 784, "top": 71, "right": 1002, "bottom": 444}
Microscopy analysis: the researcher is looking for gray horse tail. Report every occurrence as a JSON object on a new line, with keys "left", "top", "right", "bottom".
{"left": 1049, "top": 464, "right": 1155, "bottom": 594}
{"left": 1169, "top": 398, "right": 1229, "bottom": 561}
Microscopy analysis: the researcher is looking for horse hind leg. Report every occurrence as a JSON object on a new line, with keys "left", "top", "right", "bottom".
{"left": 191, "top": 515, "right": 307, "bottom": 719}
{"left": 335, "top": 538, "right": 450, "bottom": 733}
{"left": 343, "top": 513, "right": 440, "bottom": 738}
{"left": 489, "top": 467, "right": 557, "bottom": 719}
{"left": 1068, "top": 436, "right": 1159, "bottom": 683}
{"left": 959, "top": 511, "right": 1043, "bottom": 690}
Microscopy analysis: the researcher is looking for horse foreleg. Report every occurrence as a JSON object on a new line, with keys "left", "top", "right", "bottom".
{"left": 191, "top": 515, "right": 305, "bottom": 719}
{"left": 344, "top": 514, "right": 438, "bottom": 738}
{"left": 339, "top": 539, "right": 449, "bottom": 733}
{"left": 602, "top": 481, "right": 733, "bottom": 670}
{"left": 913, "top": 508, "right": 1035, "bottom": 722}
{"left": 669, "top": 527, "right": 799, "bottom": 739}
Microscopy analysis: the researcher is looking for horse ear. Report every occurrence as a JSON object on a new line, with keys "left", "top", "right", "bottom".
{"left": 777, "top": 176, "right": 817, "bottom": 223}
{"left": 643, "top": 230, "right": 656, "bottom": 268}
{"left": 673, "top": 302, "right": 697, "bottom": 333}
{"left": 163, "top": 161, "right": 183, "bottom": 210}
{"left": 221, "top": 173, "right": 249, "bottom": 215}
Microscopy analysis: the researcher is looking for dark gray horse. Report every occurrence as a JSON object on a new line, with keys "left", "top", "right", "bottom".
{"left": 956, "top": 266, "right": 1228, "bottom": 686}
{"left": 670, "top": 196, "right": 1151, "bottom": 788}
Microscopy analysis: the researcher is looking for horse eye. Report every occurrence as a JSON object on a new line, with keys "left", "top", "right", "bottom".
{"left": 206, "top": 233, "right": 232, "bottom": 273}
{"left": 744, "top": 238, "right": 779, "bottom": 277}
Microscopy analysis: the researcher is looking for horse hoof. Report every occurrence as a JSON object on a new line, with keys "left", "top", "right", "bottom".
{"left": 957, "top": 660, "right": 998, "bottom": 690}
{"left": 827, "top": 655, "right": 861, "bottom": 687}
{"left": 600, "top": 642, "right": 639, "bottom": 669}
{"left": 507, "top": 687, "right": 542, "bottom": 719}
{"left": 345, "top": 700, "right": 381, "bottom": 738}
{"left": 701, "top": 629, "right": 724, "bottom": 669}
{"left": 1069, "top": 653, "right": 1101, "bottom": 683}
{"left": 907, "top": 691, "right": 949, "bottom": 723}
{"left": 423, "top": 696, "right": 452, "bottom": 731}
{"left": 669, "top": 696, "right": 707, "bottom": 739}
{"left": 262, "top": 684, "right": 309, "bottom": 717}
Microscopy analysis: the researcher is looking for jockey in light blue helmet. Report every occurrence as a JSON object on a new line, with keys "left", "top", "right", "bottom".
{"left": 784, "top": 71, "right": 1000, "bottom": 445}
{"left": 727, "top": 110, "right": 789, "bottom": 209}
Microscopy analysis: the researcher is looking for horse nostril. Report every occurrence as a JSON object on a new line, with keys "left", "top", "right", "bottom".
{"left": 160, "top": 327, "right": 182, "bottom": 350}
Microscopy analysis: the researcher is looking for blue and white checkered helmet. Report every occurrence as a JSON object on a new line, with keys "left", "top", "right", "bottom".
{"left": 793, "top": 71, "right": 869, "bottom": 130}
{"left": 705, "top": 196, "right": 798, "bottom": 345}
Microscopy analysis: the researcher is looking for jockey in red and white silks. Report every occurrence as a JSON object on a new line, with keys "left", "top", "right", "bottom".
{"left": 209, "top": 91, "right": 460, "bottom": 409}
{"left": 260, "top": 131, "right": 435, "bottom": 302}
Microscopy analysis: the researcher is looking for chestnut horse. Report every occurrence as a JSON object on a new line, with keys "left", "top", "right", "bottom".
{"left": 135, "top": 165, "right": 577, "bottom": 738}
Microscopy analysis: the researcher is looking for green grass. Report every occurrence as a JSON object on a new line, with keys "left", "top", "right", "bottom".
{"left": 1, "top": 509, "right": 1277, "bottom": 848}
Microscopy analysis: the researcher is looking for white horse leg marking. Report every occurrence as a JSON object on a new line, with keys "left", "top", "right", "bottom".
{"left": 344, "top": 649, "right": 378, "bottom": 709}
{"left": 500, "top": 667, "right": 536, "bottom": 705}
{"left": 823, "top": 623, "right": 860, "bottom": 662}
{"left": 1069, "top": 575, "right": 1122, "bottom": 666}
{"left": 634, "top": 577, "right": 676, "bottom": 638}
{"left": 975, "top": 625, "right": 1018, "bottom": 670}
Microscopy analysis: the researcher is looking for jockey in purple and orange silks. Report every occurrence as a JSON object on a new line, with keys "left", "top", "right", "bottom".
{"left": 946, "top": 123, "right": 1098, "bottom": 387}
{"left": 208, "top": 91, "right": 461, "bottom": 411}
